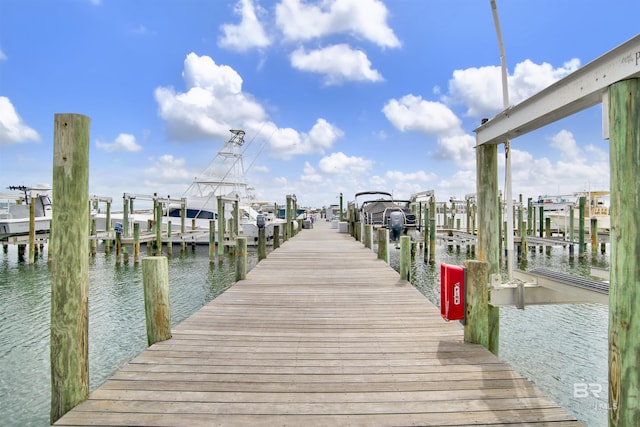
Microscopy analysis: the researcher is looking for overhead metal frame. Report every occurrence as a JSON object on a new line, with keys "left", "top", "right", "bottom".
{"left": 475, "top": 34, "right": 640, "bottom": 145}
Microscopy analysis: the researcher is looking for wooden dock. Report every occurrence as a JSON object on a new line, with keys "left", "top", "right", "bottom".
{"left": 55, "top": 220, "right": 583, "bottom": 426}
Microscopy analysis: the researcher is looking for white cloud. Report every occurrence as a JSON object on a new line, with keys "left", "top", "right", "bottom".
{"left": 0, "top": 47, "right": 7, "bottom": 61}
{"left": 143, "top": 154, "right": 195, "bottom": 194}
{"left": 219, "top": 0, "right": 271, "bottom": 52}
{"left": 275, "top": 0, "right": 400, "bottom": 48}
{"left": 382, "top": 94, "right": 461, "bottom": 136}
{"left": 290, "top": 44, "right": 383, "bottom": 85}
{"left": 155, "top": 52, "right": 267, "bottom": 141}
{"left": 445, "top": 58, "right": 581, "bottom": 118}
{"left": 549, "top": 129, "right": 584, "bottom": 162}
{"left": 265, "top": 118, "right": 343, "bottom": 159}
{"left": 96, "top": 133, "right": 143, "bottom": 152}
{"left": 0, "top": 96, "right": 40, "bottom": 146}
{"left": 155, "top": 53, "right": 342, "bottom": 160}
{"left": 318, "top": 151, "right": 373, "bottom": 175}
{"left": 382, "top": 94, "right": 475, "bottom": 167}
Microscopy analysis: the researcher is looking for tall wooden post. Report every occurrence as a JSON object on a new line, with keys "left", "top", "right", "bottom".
{"left": 377, "top": 228, "right": 388, "bottom": 263}
{"left": 364, "top": 224, "right": 373, "bottom": 249}
{"left": 209, "top": 220, "right": 215, "bottom": 263}
{"left": 399, "top": 235, "right": 411, "bottom": 281}
{"left": 122, "top": 195, "right": 129, "bottom": 238}
{"left": 217, "top": 197, "right": 225, "bottom": 255}
{"left": 258, "top": 227, "right": 266, "bottom": 261}
{"left": 28, "top": 197, "right": 36, "bottom": 264}
{"left": 236, "top": 237, "right": 247, "bottom": 281}
{"left": 476, "top": 142, "right": 500, "bottom": 356}
{"left": 104, "top": 199, "right": 111, "bottom": 253}
{"left": 155, "top": 202, "right": 162, "bottom": 255}
{"left": 50, "top": 113, "right": 90, "bottom": 423}
{"left": 133, "top": 222, "right": 140, "bottom": 263}
{"left": 578, "top": 196, "right": 586, "bottom": 258}
{"left": 273, "top": 224, "right": 280, "bottom": 249}
{"left": 608, "top": 78, "right": 640, "bottom": 426}
{"left": 142, "top": 256, "right": 171, "bottom": 346}
{"left": 464, "top": 259, "right": 489, "bottom": 348}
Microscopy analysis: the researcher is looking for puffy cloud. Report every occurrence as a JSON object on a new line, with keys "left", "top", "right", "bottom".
{"left": 0, "top": 96, "right": 40, "bottom": 146}
{"left": 382, "top": 94, "right": 475, "bottom": 168}
{"left": 155, "top": 52, "right": 267, "bottom": 141}
{"left": 96, "top": 133, "right": 143, "bottom": 152}
{"left": 265, "top": 118, "right": 343, "bottom": 159}
{"left": 318, "top": 151, "right": 373, "bottom": 175}
{"left": 219, "top": 0, "right": 271, "bottom": 51}
{"left": 382, "top": 95, "right": 461, "bottom": 136}
{"left": 275, "top": 0, "right": 400, "bottom": 48}
{"left": 445, "top": 58, "right": 581, "bottom": 117}
{"left": 549, "top": 129, "right": 584, "bottom": 163}
{"left": 290, "top": 44, "right": 383, "bottom": 85}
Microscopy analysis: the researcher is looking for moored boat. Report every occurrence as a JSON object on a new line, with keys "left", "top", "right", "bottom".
{"left": 0, "top": 185, "right": 52, "bottom": 241}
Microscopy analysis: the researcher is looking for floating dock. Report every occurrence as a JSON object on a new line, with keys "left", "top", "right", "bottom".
{"left": 54, "top": 220, "right": 583, "bottom": 426}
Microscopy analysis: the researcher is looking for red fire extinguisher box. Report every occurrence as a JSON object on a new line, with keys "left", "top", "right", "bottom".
{"left": 440, "top": 263, "right": 465, "bottom": 321}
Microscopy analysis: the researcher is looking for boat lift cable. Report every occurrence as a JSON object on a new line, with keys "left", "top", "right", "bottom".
{"left": 491, "top": 0, "right": 514, "bottom": 281}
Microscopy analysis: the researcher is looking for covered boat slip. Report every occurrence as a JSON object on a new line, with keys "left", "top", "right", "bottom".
{"left": 55, "top": 220, "right": 581, "bottom": 426}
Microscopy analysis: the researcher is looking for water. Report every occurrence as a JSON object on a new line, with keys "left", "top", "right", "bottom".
{"left": 391, "top": 242, "right": 609, "bottom": 427}
{"left": 0, "top": 243, "right": 257, "bottom": 427}
{"left": 1, "top": 239, "right": 608, "bottom": 426}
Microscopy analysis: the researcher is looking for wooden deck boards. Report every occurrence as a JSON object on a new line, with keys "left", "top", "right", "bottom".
{"left": 55, "top": 220, "right": 583, "bottom": 426}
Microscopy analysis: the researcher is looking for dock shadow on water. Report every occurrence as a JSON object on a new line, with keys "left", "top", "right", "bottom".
{"left": 382, "top": 241, "right": 608, "bottom": 427}
{"left": 0, "top": 243, "right": 258, "bottom": 427}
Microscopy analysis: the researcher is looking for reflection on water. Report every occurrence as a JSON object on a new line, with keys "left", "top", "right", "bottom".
{"left": 1, "top": 240, "right": 607, "bottom": 426}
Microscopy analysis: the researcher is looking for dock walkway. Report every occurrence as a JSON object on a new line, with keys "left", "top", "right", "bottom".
{"left": 55, "top": 220, "right": 583, "bottom": 426}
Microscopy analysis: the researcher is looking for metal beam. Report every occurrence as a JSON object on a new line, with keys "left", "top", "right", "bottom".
{"left": 475, "top": 34, "right": 640, "bottom": 145}
{"left": 490, "top": 270, "right": 608, "bottom": 307}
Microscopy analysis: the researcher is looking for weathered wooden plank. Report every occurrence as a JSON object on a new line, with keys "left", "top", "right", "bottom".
{"left": 55, "top": 220, "right": 582, "bottom": 426}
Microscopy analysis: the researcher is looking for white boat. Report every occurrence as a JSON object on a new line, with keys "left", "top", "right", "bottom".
{"left": 94, "top": 129, "right": 286, "bottom": 242}
{"left": 0, "top": 185, "right": 52, "bottom": 241}
{"left": 540, "top": 191, "right": 610, "bottom": 234}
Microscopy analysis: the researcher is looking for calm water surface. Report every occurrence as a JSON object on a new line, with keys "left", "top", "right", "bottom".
{"left": 1, "top": 238, "right": 608, "bottom": 426}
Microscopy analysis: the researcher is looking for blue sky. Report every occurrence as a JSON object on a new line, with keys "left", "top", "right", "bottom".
{"left": 1, "top": 0, "right": 638, "bottom": 209}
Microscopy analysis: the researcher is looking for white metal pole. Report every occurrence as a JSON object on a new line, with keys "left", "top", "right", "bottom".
{"left": 490, "top": 0, "right": 514, "bottom": 280}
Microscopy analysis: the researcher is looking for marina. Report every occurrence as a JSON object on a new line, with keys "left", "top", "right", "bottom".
{"left": 53, "top": 220, "right": 584, "bottom": 426}
{"left": 0, "top": 31, "right": 638, "bottom": 427}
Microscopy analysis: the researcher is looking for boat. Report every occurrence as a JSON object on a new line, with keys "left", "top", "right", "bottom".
{"left": 537, "top": 191, "right": 610, "bottom": 234}
{"left": 0, "top": 185, "right": 52, "bottom": 241}
{"left": 353, "top": 191, "right": 417, "bottom": 240}
{"left": 92, "top": 129, "right": 288, "bottom": 243}
{"left": 165, "top": 129, "right": 286, "bottom": 240}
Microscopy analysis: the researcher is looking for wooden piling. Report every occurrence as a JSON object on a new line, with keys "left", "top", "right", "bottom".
{"left": 273, "top": 225, "right": 280, "bottom": 249}
{"left": 28, "top": 197, "right": 35, "bottom": 264}
{"left": 217, "top": 197, "right": 225, "bottom": 255}
{"left": 364, "top": 224, "right": 373, "bottom": 249}
{"left": 49, "top": 113, "right": 90, "bottom": 424}
{"left": 258, "top": 227, "right": 266, "bottom": 261}
{"left": 428, "top": 218, "right": 436, "bottom": 265}
{"left": 578, "top": 196, "right": 586, "bottom": 258}
{"left": 236, "top": 237, "right": 247, "bottom": 281}
{"left": 399, "top": 235, "right": 411, "bottom": 281}
{"left": 209, "top": 220, "right": 215, "bottom": 263}
{"left": 142, "top": 256, "right": 171, "bottom": 346}
{"left": 464, "top": 259, "right": 489, "bottom": 349}
{"left": 608, "top": 78, "right": 640, "bottom": 426}
{"left": 133, "top": 223, "right": 140, "bottom": 263}
{"left": 377, "top": 227, "right": 388, "bottom": 263}
{"left": 476, "top": 142, "right": 500, "bottom": 356}
{"left": 590, "top": 217, "right": 598, "bottom": 254}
